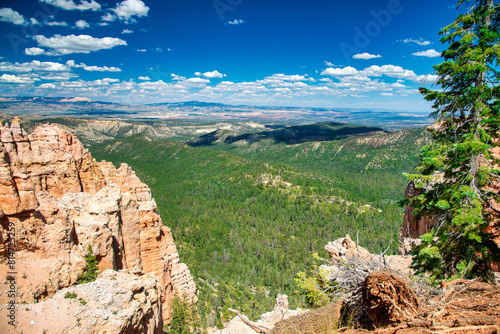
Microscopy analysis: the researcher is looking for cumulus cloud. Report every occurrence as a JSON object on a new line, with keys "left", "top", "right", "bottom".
{"left": 412, "top": 49, "right": 441, "bottom": 58}
{"left": 46, "top": 20, "right": 69, "bottom": 26}
{"left": 201, "top": 70, "right": 226, "bottom": 79}
{"left": 321, "top": 64, "right": 427, "bottom": 82}
{"left": 33, "top": 34, "right": 127, "bottom": 55}
{"left": 0, "top": 8, "right": 27, "bottom": 25}
{"left": 321, "top": 66, "right": 360, "bottom": 76}
{"left": 40, "top": 0, "right": 101, "bottom": 11}
{"left": 136, "top": 49, "right": 147, "bottom": 52}
{"left": 122, "top": 29, "right": 133, "bottom": 34}
{"left": 25, "top": 47, "right": 46, "bottom": 56}
{"left": 30, "top": 18, "right": 40, "bottom": 25}
{"left": 381, "top": 92, "right": 394, "bottom": 96}
{"left": 40, "top": 83, "right": 57, "bottom": 89}
{"left": 417, "top": 74, "right": 439, "bottom": 84}
{"left": 353, "top": 53, "right": 382, "bottom": 60}
{"left": 186, "top": 77, "right": 210, "bottom": 84}
{"left": 83, "top": 65, "right": 121, "bottom": 72}
{"left": 138, "top": 76, "right": 150, "bottom": 81}
{"left": 112, "top": 0, "right": 149, "bottom": 22}
{"left": 227, "top": 19, "right": 244, "bottom": 25}
{"left": 266, "top": 74, "right": 309, "bottom": 81}
{"left": 401, "top": 38, "right": 431, "bottom": 46}
{"left": 101, "top": 13, "right": 115, "bottom": 22}
{"left": 362, "top": 65, "right": 418, "bottom": 80}
{"left": 0, "top": 60, "right": 71, "bottom": 73}
{"left": 75, "top": 19, "right": 89, "bottom": 29}
{"left": 0, "top": 74, "right": 37, "bottom": 84}
{"left": 171, "top": 73, "right": 186, "bottom": 81}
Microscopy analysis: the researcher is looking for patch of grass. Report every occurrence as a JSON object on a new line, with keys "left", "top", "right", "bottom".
{"left": 64, "top": 291, "right": 77, "bottom": 299}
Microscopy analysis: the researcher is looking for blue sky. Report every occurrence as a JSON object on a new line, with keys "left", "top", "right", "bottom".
{"left": 0, "top": 0, "right": 466, "bottom": 111}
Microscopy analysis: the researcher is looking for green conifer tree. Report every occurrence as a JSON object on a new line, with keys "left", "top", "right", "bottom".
{"left": 77, "top": 245, "right": 99, "bottom": 284}
{"left": 406, "top": 0, "right": 500, "bottom": 281}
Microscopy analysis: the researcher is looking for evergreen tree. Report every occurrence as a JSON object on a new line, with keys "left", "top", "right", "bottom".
{"left": 406, "top": 0, "right": 500, "bottom": 280}
{"left": 77, "top": 245, "right": 99, "bottom": 284}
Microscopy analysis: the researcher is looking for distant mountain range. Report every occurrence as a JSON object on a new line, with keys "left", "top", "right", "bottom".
{"left": 0, "top": 97, "right": 434, "bottom": 131}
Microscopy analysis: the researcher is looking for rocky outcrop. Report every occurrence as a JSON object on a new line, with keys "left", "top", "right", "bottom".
{"left": 0, "top": 118, "right": 196, "bottom": 325}
{"left": 1, "top": 270, "right": 163, "bottom": 334}
{"left": 398, "top": 181, "right": 437, "bottom": 255}
{"left": 324, "top": 235, "right": 412, "bottom": 273}
{"left": 218, "top": 295, "right": 305, "bottom": 334}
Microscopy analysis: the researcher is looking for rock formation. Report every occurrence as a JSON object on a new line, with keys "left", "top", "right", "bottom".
{"left": 1, "top": 270, "right": 163, "bottom": 334}
{"left": 398, "top": 181, "right": 437, "bottom": 255}
{"left": 0, "top": 118, "right": 196, "bottom": 329}
{"left": 218, "top": 294, "right": 305, "bottom": 334}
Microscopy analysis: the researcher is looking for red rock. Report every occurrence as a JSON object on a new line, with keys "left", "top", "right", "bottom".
{"left": 0, "top": 120, "right": 196, "bottom": 323}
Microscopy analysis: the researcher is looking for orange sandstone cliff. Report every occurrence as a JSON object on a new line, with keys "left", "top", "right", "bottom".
{"left": 0, "top": 118, "right": 196, "bottom": 331}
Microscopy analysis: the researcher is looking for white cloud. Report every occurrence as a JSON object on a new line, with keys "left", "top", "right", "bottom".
{"left": 30, "top": 18, "right": 40, "bottom": 25}
{"left": 171, "top": 73, "right": 186, "bottom": 81}
{"left": 0, "top": 8, "right": 27, "bottom": 25}
{"left": 40, "top": 0, "right": 101, "bottom": 11}
{"left": 417, "top": 74, "right": 439, "bottom": 84}
{"left": 227, "top": 19, "right": 244, "bottom": 25}
{"left": 136, "top": 49, "right": 147, "bottom": 52}
{"left": 25, "top": 47, "right": 46, "bottom": 56}
{"left": 121, "top": 29, "right": 133, "bottom": 34}
{"left": 46, "top": 20, "right": 69, "bottom": 26}
{"left": 353, "top": 53, "right": 382, "bottom": 60}
{"left": 83, "top": 65, "right": 121, "bottom": 72}
{"left": 40, "top": 83, "right": 57, "bottom": 89}
{"left": 412, "top": 49, "right": 441, "bottom": 58}
{"left": 33, "top": 34, "right": 127, "bottom": 55}
{"left": 39, "top": 72, "right": 78, "bottom": 80}
{"left": 401, "top": 38, "right": 431, "bottom": 46}
{"left": 75, "top": 19, "right": 89, "bottom": 29}
{"left": 0, "top": 74, "right": 36, "bottom": 84}
{"left": 201, "top": 70, "right": 226, "bottom": 79}
{"left": 325, "top": 61, "right": 342, "bottom": 67}
{"left": 112, "top": 0, "right": 149, "bottom": 22}
{"left": 266, "top": 74, "right": 309, "bottom": 81}
{"left": 321, "top": 66, "right": 360, "bottom": 76}
{"left": 381, "top": 92, "right": 394, "bottom": 96}
{"left": 194, "top": 72, "right": 202, "bottom": 76}
{"left": 362, "top": 65, "right": 418, "bottom": 80}
{"left": 0, "top": 60, "right": 71, "bottom": 73}
{"left": 321, "top": 64, "right": 427, "bottom": 82}
{"left": 186, "top": 77, "right": 210, "bottom": 84}
{"left": 138, "top": 76, "right": 150, "bottom": 81}
{"left": 101, "top": 13, "right": 115, "bottom": 22}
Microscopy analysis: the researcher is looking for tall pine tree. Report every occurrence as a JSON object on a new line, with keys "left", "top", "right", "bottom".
{"left": 406, "top": 0, "right": 500, "bottom": 281}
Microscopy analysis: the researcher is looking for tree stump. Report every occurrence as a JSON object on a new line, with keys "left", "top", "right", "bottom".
{"left": 363, "top": 271, "right": 419, "bottom": 327}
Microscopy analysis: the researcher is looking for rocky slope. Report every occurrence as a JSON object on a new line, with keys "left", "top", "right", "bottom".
{"left": 0, "top": 117, "right": 196, "bottom": 331}
{"left": 5, "top": 270, "right": 164, "bottom": 334}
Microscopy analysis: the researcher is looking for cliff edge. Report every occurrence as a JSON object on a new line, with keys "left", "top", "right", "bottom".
{"left": 0, "top": 117, "right": 196, "bottom": 331}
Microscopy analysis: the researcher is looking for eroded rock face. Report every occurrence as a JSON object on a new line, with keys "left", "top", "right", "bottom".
{"left": 1, "top": 270, "right": 163, "bottom": 334}
{"left": 398, "top": 181, "right": 437, "bottom": 255}
{"left": 0, "top": 119, "right": 196, "bottom": 323}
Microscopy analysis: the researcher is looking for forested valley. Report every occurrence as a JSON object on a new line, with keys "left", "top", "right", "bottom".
{"left": 88, "top": 122, "right": 429, "bottom": 326}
